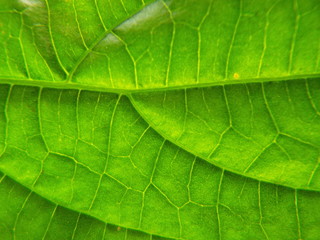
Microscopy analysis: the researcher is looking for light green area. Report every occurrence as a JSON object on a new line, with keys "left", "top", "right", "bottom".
{"left": 131, "top": 79, "right": 320, "bottom": 190}
{"left": 0, "top": 0, "right": 319, "bottom": 90}
{"left": 0, "top": 172, "right": 170, "bottom": 240}
{"left": 0, "top": 85, "right": 320, "bottom": 239}
{"left": 0, "top": 0, "right": 320, "bottom": 239}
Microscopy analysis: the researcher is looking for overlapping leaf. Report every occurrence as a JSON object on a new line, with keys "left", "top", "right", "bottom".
{"left": 0, "top": 0, "right": 320, "bottom": 239}
{"left": 1, "top": 0, "right": 319, "bottom": 90}
{"left": 0, "top": 172, "right": 170, "bottom": 240}
{"left": 131, "top": 79, "right": 320, "bottom": 190}
{"left": 0, "top": 85, "right": 320, "bottom": 240}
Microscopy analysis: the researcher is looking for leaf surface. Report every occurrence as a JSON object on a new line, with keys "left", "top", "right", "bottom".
{"left": 0, "top": 0, "right": 319, "bottom": 91}
{"left": 1, "top": 0, "right": 320, "bottom": 239}
{"left": 0, "top": 85, "right": 320, "bottom": 239}
{"left": 131, "top": 79, "right": 320, "bottom": 190}
{"left": 0, "top": 172, "right": 170, "bottom": 240}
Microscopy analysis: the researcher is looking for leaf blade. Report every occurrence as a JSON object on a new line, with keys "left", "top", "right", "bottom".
{"left": 0, "top": 172, "right": 171, "bottom": 240}
{"left": 1, "top": 0, "right": 319, "bottom": 90}
{"left": 131, "top": 79, "right": 320, "bottom": 190}
{"left": 1, "top": 85, "right": 320, "bottom": 239}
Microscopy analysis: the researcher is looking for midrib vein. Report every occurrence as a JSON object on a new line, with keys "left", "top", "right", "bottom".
{"left": 0, "top": 73, "right": 319, "bottom": 94}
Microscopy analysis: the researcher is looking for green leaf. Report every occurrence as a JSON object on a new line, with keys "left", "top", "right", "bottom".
{"left": 131, "top": 78, "right": 320, "bottom": 190}
{"left": 1, "top": 85, "right": 320, "bottom": 239}
{"left": 0, "top": 172, "right": 170, "bottom": 240}
{"left": 1, "top": 0, "right": 320, "bottom": 239}
{"left": 0, "top": 0, "right": 319, "bottom": 90}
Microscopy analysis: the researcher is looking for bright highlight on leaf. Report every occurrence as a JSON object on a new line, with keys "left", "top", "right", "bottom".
{"left": 0, "top": 0, "right": 320, "bottom": 239}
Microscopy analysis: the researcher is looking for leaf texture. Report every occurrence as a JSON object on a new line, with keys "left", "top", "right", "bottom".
{"left": 0, "top": 85, "right": 320, "bottom": 239}
{"left": 0, "top": 0, "right": 319, "bottom": 90}
{"left": 0, "top": 0, "right": 320, "bottom": 239}
{"left": 131, "top": 79, "right": 320, "bottom": 190}
{"left": 0, "top": 172, "right": 171, "bottom": 240}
